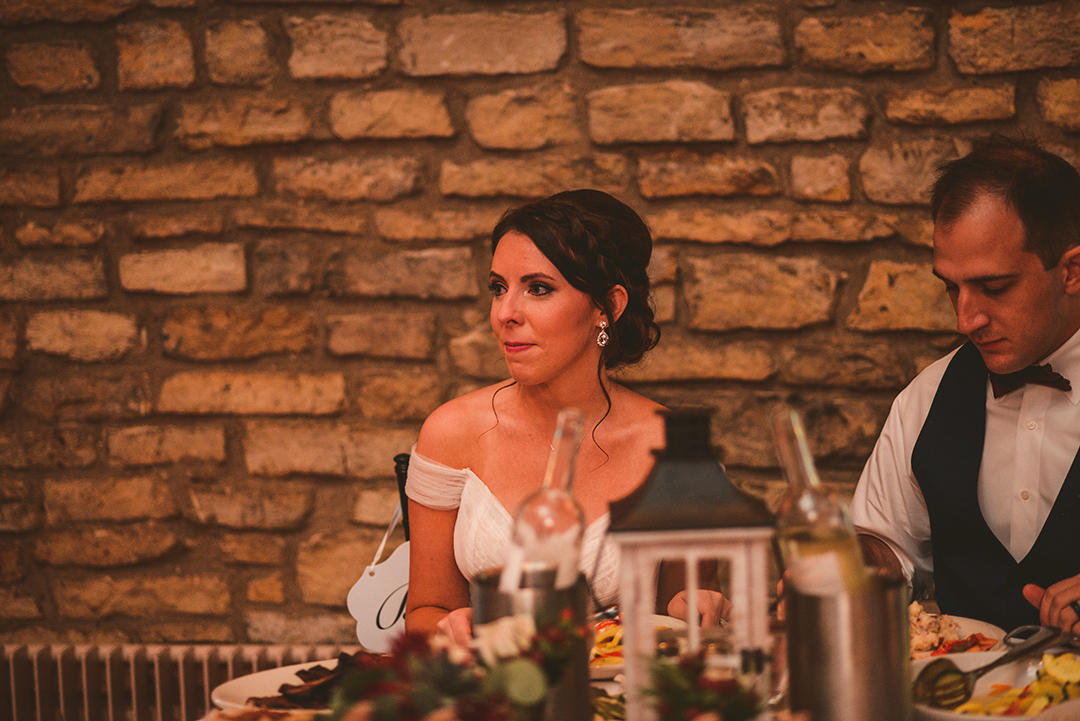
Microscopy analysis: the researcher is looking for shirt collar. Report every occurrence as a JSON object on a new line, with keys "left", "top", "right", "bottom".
{"left": 1040, "top": 325, "right": 1080, "bottom": 406}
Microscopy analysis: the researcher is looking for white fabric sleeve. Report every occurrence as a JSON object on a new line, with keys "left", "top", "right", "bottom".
{"left": 404, "top": 445, "right": 468, "bottom": 511}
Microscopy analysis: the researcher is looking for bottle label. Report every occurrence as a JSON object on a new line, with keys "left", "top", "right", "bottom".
{"left": 788, "top": 551, "right": 847, "bottom": 596}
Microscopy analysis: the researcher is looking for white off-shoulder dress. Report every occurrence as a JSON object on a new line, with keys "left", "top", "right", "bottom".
{"left": 405, "top": 446, "right": 621, "bottom": 608}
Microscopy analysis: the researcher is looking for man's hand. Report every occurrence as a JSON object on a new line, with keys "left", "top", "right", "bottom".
{"left": 667, "top": 589, "right": 732, "bottom": 627}
{"left": 1023, "top": 575, "right": 1080, "bottom": 633}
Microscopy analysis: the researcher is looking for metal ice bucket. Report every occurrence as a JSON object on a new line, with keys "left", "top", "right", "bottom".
{"left": 471, "top": 568, "right": 592, "bottom": 721}
{"left": 786, "top": 569, "right": 912, "bottom": 721}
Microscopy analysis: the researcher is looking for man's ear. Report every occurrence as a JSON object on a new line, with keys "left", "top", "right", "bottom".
{"left": 607, "top": 285, "right": 629, "bottom": 323}
{"left": 1062, "top": 245, "right": 1080, "bottom": 295}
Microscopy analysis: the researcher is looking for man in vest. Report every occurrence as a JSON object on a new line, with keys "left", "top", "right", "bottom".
{"left": 851, "top": 136, "right": 1080, "bottom": 633}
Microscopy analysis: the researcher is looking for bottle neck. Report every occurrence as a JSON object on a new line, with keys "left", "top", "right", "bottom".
{"left": 542, "top": 408, "right": 586, "bottom": 493}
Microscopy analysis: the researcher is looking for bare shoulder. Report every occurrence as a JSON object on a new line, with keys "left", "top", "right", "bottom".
{"left": 612, "top": 386, "right": 668, "bottom": 448}
{"left": 415, "top": 382, "right": 507, "bottom": 468}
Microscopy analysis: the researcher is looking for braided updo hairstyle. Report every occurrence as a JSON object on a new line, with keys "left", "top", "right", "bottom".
{"left": 491, "top": 189, "right": 661, "bottom": 371}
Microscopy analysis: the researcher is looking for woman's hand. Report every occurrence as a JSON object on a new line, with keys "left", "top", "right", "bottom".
{"left": 667, "top": 589, "right": 732, "bottom": 627}
{"left": 435, "top": 606, "right": 475, "bottom": 648}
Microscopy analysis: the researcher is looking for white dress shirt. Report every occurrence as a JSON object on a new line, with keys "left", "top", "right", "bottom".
{"left": 851, "top": 327, "right": 1080, "bottom": 598}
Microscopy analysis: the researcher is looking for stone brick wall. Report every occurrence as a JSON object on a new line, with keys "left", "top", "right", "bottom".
{"left": 2, "top": 0, "right": 1079, "bottom": 645}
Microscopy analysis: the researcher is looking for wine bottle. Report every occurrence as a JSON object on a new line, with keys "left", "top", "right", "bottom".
{"left": 499, "top": 407, "right": 587, "bottom": 592}
{"left": 772, "top": 407, "right": 868, "bottom": 596}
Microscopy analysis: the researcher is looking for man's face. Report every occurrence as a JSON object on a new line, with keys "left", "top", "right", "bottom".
{"left": 933, "top": 193, "right": 1077, "bottom": 374}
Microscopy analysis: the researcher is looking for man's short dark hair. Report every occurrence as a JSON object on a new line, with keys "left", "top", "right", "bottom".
{"left": 931, "top": 135, "right": 1080, "bottom": 269}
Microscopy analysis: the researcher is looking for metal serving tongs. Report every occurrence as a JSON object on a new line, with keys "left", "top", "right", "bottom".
{"left": 912, "top": 624, "right": 1070, "bottom": 709}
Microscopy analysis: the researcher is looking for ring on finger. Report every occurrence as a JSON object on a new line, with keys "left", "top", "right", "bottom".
{"left": 1070, "top": 600, "right": 1080, "bottom": 619}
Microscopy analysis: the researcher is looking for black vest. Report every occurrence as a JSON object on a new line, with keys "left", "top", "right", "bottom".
{"left": 910, "top": 342, "right": 1080, "bottom": 631}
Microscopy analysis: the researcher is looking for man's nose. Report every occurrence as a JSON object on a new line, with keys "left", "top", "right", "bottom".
{"left": 954, "top": 289, "right": 989, "bottom": 335}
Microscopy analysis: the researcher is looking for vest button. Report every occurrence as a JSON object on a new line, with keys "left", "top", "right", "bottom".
{"left": 1026, "top": 420, "right": 1037, "bottom": 430}
{"left": 1020, "top": 489, "right": 1031, "bottom": 501}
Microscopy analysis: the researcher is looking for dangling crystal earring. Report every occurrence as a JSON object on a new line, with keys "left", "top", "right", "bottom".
{"left": 596, "top": 320, "right": 609, "bottom": 348}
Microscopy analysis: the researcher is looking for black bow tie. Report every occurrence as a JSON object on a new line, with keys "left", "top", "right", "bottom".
{"left": 989, "top": 363, "right": 1072, "bottom": 399}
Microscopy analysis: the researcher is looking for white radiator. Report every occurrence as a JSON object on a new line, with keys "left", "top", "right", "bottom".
{"left": 0, "top": 644, "right": 361, "bottom": 721}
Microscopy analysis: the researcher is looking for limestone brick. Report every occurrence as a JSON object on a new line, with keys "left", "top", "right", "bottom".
{"left": 0, "top": 480, "right": 39, "bottom": 532}
{"left": 161, "top": 306, "right": 315, "bottom": 360}
{"left": 357, "top": 368, "right": 444, "bottom": 422}
{"left": 790, "top": 211, "right": 898, "bottom": 243}
{"left": 20, "top": 375, "right": 151, "bottom": 421}
{"left": 331, "top": 89, "right": 454, "bottom": 140}
{"left": 744, "top": 87, "right": 868, "bottom": 144}
{"left": 0, "top": 0, "right": 138, "bottom": 24}
{"left": 128, "top": 210, "right": 224, "bottom": 239}
{"left": 158, "top": 371, "right": 345, "bottom": 415}
{"left": 683, "top": 253, "right": 840, "bottom": 331}
{"left": 0, "top": 627, "right": 129, "bottom": 646}
{"left": 884, "top": 86, "right": 1015, "bottom": 125}
{"left": 1038, "top": 78, "right": 1080, "bottom": 132}
{"left": 0, "top": 168, "right": 61, "bottom": 207}
{"left": 846, "top": 261, "right": 956, "bottom": 332}
{"left": 374, "top": 207, "right": 501, "bottom": 242}
{"left": 188, "top": 483, "right": 312, "bottom": 530}
{"left": 0, "top": 105, "right": 160, "bottom": 157}
{"left": 285, "top": 14, "right": 387, "bottom": 79}
{"left": 26, "top": 310, "right": 141, "bottom": 362}
{"left": 467, "top": 82, "right": 579, "bottom": 150}
{"left": 272, "top": 156, "right": 419, "bottom": 202}
{"left": 398, "top": 11, "right": 565, "bottom": 76}
{"left": 5, "top": 42, "right": 99, "bottom": 93}
{"left": 297, "top": 528, "right": 393, "bottom": 605}
{"left": 0, "top": 546, "right": 24, "bottom": 583}
{"left": 577, "top": 7, "right": 784, "bottom": 70}
{"left": 34, "top": 522, "right": 179, "bottom": 566}
{"left": 176, "top": 97, "right": 311, "bottom": 149}
{"left": 0, "top": 312, "right": 16, "bottom": 363}
{"left": 247, "top": 573, "right": 285, "bottom": 603}
{"left": 205, "top": 19, "right": 274, "bottom": 86}
{"left": 327, "top": 310, "right": 437, "bottom": 359}
{"left": 588, "top": 81, "right": 734, "bottom": 145}
{"left": 448, "top": 325, "right": 505, "bottom": 380}
{"left": 116, "top": 20, "right": 195, "bottom": 90}
{"left": 244, "top": 422, "right": 416, "bottom": 479}
{"left": 245, "top": 610, "right": 356, "bottom": 645}
{"left": 900, "top": 217, "right": 935, "bottom": 249}
{"left": 107, "top": 424, "right": 225, "bottom": 466}
{"left": 646, "top": 209, "right": 790, "bottom": 245}
{"left": 119, "top": 243, "right": 246, "bottom": 294}
{"left": 0, "top": 257, "right": 107, "bottom": 301}
{"left": 795, "top": 9, "right": 934, "bottom": 73}
{"left": 254, "top": 239, "right": 313, "bottom": 296}
{"left": 75, "top": 159, "right": 258, "bottom": 203}
{"left": 44, "top": 476, "right": 175, "bottom": 524}
{"left": 790, "top": 154, "right": 851, "bottom": 202}
{"left": 859, "top": 138, "right": 966, "bottom": 206}
{"left": 637, "top": 153, "right": 781, "bottom": 198}
{"left": 325, "top": 247, "right": 480, "bottom": 300}
{"left": 648, "top": 246, "right": 678, "bottom": 284}
{"left": 353, "top": 487, "right": 400, "bottom": 526}
{"left": 0, "top": 590, "right": 40, "bottom": 619}
{"left": 778, "top": 339, "right": 926, "bottom": 389}
{"left": 236, "top": 204, "right": 366, "bottom": 234}
{"left": 616, "top": 334, "right": 775, "bottom": 382}
{"left": 16, "top": 220, "right": 106, "bottom": 247}
{"left": 222, "top": 533, "right": 286, "bottom": 565}
{"left": 54, "top": 575, "right": 230, "bottom": 618}
{"left": 142, "top": 622, "right": 234, "bottom": 643}
{"left": 0, "top": 424, "right": 98, "bottom": 469}
{"left": 949, "top": 3, "right": 1080, "bottom": 75}
{"left": 440, "top": 154, "right": 629, "bottom": 199}
{"left": 652, "top": 285, "right": 676, "bottom": 324}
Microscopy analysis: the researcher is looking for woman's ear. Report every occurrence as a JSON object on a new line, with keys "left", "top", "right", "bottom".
{"left": 1063, "top": 245, "right": 1080, "bottom": 295}
{"left": 607, "top": 285, "right": 629, "bottom": 322}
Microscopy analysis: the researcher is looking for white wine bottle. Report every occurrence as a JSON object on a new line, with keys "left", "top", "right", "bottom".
{"left": 773, "top": 407, "right": 868, "bottom": 596}
{"left": 499, "top": 407, "right": 587, "bottom": 592}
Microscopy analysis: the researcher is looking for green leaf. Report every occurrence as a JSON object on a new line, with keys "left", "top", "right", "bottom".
{"left": 502, "top": 658, "right": 548, "bottom": 707}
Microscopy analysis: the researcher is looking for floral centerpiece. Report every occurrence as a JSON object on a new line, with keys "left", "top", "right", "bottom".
{"left": 325, "top": 610, "right": 587, "bottom": 721}
{"left": 646, "top": 650, "right": 761, "bottom": 721}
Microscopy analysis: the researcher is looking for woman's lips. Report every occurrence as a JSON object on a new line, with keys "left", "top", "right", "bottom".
{"left": 503, "top": 342, "right": 533, "bottom": 354}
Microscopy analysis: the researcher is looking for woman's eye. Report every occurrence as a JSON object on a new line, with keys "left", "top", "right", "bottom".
{"left": 488, "top": 281, "right": 505, "bottom": 296}
{"left": 529, "top": 283, "right": 552, "bottom": 296}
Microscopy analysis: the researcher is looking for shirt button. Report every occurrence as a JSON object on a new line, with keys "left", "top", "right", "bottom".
{"left": 1021, "top": 490, "right": 1031, "bottom": 501}
{"left": 1027, "top": 420, "right": 1037, "bottom": 430}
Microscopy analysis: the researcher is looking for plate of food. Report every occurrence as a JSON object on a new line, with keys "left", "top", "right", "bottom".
{"left": 911, "top": 649, "right": 1080, "bottom": 719}
{"left": 590, "top": 614, "right": 689, "bottom": 679}
{"left": 910, "top": 602, "right": 1004, "bottom": 659}
{"left": 211, "top": 657, "right": 343, "bottom": 711}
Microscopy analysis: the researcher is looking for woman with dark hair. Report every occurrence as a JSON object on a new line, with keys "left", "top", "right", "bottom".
{"left": 404, "top": 189, "right": 692, "bottom": 645}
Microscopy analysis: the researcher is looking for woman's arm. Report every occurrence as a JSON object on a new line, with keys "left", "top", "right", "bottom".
{"left": 404, "top": 499, "right": 471, "bottom": 641}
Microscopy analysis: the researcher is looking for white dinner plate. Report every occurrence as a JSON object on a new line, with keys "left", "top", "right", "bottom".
{"left": 211, "top": 659, "right": 337, "bottom": 711}
{"left": 951, "top": 616, "right": 1006, "bottom": 650}
{"left": 912, "top": 649, "right": 1080, "bottom": 720}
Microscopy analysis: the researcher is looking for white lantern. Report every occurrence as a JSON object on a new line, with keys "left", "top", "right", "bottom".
{"left": 608, "top": 410, "right": 776, "bottom": 721}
